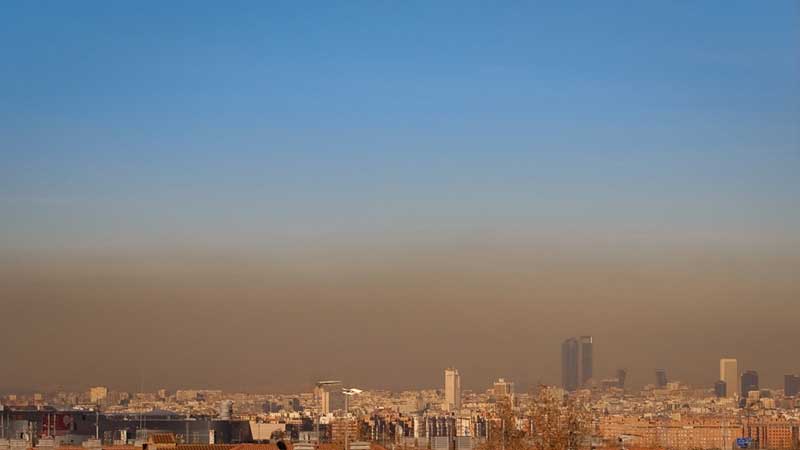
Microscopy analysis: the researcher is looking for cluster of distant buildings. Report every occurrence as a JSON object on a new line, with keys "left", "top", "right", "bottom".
{"left": 716, "top": 360, "right": 800, "bottom": 407}
{"left": 2, "top": 336, "right": 799, "bottom": 450}
{"left": 559, "top": 336, "right": 799, "bottom": 402}
{"left": 555, "top": 336, "right": 800, "bottom": 450}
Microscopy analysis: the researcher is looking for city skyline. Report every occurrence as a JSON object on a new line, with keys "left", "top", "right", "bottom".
{"left": 5, "top": 371, "right": 800, "bottom": 400}
{"left": 3, "top": 355, "right": 798, "bottom": 396}
{"left": 2, "top": 373, "right": 799, "bottom": 450}
{"left": 1, "top": 1, "right": 799, "bottom": 397}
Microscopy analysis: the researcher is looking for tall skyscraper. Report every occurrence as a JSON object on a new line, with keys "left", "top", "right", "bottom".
{"left": 616, "top": 369, "right": 627, "bottom": 389}
{"left": 562, "top": 338, "right": 579, "bottom": 391}
{"left": 561, "top": 336, "right": 593, "bottom": 391}
{"left": 720, "top": 358, "right": 739, "bottom": 399}
{"left": 579, "top": 336, "right": 593, "bottom": 386}
{"left": 741, "top": 370, "right": 759, "bottom": 398}
{"left": 444, "top": 368, "right": 461, "bottom": 411}
{"left": 785, "top": 374, "right": 800, "bottom": 397}
{"left": 655, "top": 369, "right": 668, "bottom": 388}
{"left": 315, "top": 380, "right": 344, "bottom": 414}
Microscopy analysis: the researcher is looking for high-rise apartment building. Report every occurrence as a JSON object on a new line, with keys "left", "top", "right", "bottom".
{"left": 492, "top": 378, "right": 514, "bottom": 400}
{"left": 89, "top": 386, "right": 108, "bottom": 404}
{"left": 562, "top": 336, "right": 593, "bottom": 391}
{"left": 741, "top": 370, "right": 759, "bottom": 398}
{"left": 444, "top": 368, "right": 461, "bottom": 411}
{"left": 720, "top": 358, "right": 739, "bottom": 399}
{"left": 315, "top": 380, "right": 344, "bottom": 414}
{"left": 785, "top": 374, "right": 800, "bottom": 397}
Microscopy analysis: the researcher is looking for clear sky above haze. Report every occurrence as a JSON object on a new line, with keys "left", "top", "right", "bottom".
{"left": 0, "top": 2, "right": 798, "bottom": 392}
{"left": 2, "top": 1, "right": 799, "bottom": 249}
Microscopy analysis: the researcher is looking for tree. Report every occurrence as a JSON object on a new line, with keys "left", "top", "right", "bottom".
{"left": 479, "top": 396, "right": 527, "bottom": 450}
{"left": 528, "top": 386, "right": 591, "bottom": 450}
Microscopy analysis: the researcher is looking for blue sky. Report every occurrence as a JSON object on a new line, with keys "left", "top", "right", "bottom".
{"left": 1, "top": 1, "right": 798, "bottom": 251}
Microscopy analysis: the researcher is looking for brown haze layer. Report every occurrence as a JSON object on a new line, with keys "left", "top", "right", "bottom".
{"left": 1, "top": 237, "right": 798, "bottom": 394}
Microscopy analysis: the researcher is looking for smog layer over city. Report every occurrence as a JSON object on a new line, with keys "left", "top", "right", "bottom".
{"left": 1, "top": 3, "right": 798, "bottom": 450}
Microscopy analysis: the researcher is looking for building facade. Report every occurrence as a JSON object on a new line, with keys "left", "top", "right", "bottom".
{"left": 444, "top": 368, "right": 461, "bottom": 411}
{"left": 491, "top": 378, "right": 514, "bottom": 402}
{"left": 315, "top": 381, "right": 344, "bottom": 415}
{"left": 89, "top": 387, "right": 108, "bottom": 405}
{"left": 741, "top": 370, "right": 759, "bottom": 399}
{"left": 561, "top": 336, "right": 593, "bottom": 391}
{"left": 720, "top": 358, "right": 739, "bottom": 399}
{"left": 785, "top": 374, "right": 800, "bottom": 397}
{"left": 714, "top": 380, "right": 727, "bottom": 398}
{"left": 656, "top": 369, "right": 668, "bottom": 389}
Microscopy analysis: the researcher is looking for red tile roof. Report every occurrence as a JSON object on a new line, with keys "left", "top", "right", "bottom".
{"left": 149, "top": 434, "right": 177, "bottom": 445}
{"left": 231, "top": 445, "right": 294, "bottom": 450}
{"left": 176, "top": 446, "right": 236, "bottom": 450}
